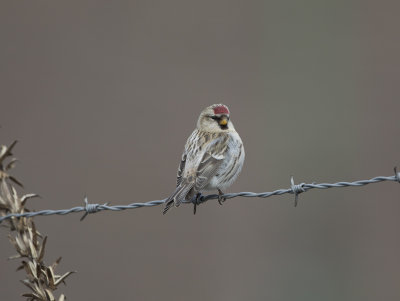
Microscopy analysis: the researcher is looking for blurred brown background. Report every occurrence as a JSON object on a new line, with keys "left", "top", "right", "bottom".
{"left": 1, "top": 1, "right": 399, "bottom": 300}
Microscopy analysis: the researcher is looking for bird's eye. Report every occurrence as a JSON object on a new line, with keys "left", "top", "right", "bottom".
{"left": 208, "top": 115, "right": 220, "bottom": 121}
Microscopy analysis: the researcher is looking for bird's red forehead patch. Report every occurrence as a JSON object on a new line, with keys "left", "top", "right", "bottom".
{"left": 213, "top": 105, "right": 229, "bottom": 115}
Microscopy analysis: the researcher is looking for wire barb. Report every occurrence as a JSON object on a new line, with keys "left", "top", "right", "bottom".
{"left": 80, "top": 197, "right": 107, "bottom": 221}
{"left": 0, "top": 169, "right": 399, "bottom": 222}
{"left": 290, "top": 176, "right": 305, "bottom": 207}
{"left": 394, "top": 167, "right": 400, "bottom": 183}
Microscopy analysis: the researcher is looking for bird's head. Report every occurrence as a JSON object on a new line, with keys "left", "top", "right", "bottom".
{"left": 197, "top": 104, "right": 234, "bottom": 132}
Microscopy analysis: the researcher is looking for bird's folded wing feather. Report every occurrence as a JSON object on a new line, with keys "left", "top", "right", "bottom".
{"left": 176, "top": 153, "right": 187, "bottom": 187}
{"left": 194, "top": 136, "right": 228, "bottom": 191}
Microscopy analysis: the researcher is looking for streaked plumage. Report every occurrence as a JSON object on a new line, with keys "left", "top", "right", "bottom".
{"left": 163, "top": 104, "right": 245, "bottom": 214}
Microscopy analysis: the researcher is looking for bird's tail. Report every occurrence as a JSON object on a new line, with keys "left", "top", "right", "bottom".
{"left": 163, "top": 183, "right": 193, "bottom": 214}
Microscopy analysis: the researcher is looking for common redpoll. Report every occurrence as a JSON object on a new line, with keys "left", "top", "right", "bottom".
{"left": 163, "top": 104, "right": 245, "bottom": 214}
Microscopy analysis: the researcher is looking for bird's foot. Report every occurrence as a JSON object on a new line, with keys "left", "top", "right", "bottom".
{"left": 192, "top": 192, "right": 203, "bottom": 215}
{"left": 217, "top": 189, "right": 227, "bottom": 205}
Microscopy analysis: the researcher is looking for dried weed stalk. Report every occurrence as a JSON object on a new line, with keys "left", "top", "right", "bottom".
{"left": 0, "top": 141, "right": 74, "bottom": 301}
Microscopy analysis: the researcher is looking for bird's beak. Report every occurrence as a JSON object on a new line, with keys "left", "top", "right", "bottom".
{"left": 219, "top": 117, "right": 228, "bottom": 126}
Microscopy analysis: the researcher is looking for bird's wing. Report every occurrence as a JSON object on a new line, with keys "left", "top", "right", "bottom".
{"left": 194, "top": 135, "right": 228, "bottom": 191}
{"left": 176, "top": 152, "right": 187, "bottom": 187}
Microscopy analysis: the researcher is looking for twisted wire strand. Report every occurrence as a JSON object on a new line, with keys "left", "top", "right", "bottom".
{"left": 0, "top": 170, "right": 399, "bottom": 222}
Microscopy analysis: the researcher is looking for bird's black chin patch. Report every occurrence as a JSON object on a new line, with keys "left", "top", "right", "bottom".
{"left": 219, "top": 124, "right": 228, "bottom": 130}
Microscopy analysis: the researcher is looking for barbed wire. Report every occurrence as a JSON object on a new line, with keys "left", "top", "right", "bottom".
{"left": 0, "top": 168, "right": 399, "bottom": 222}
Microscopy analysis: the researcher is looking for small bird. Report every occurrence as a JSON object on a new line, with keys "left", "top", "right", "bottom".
{"left": 163, "top": 104, "right": 245, "bottom": 214}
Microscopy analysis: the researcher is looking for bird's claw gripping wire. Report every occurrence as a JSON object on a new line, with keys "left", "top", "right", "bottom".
{"left": 290, "top": 176, "right": 306, "bottom": 207}
{"left": 217, "top": 189, "right": 227, "bottom": 205}
{"left": 192, "top": 193, "right": 203, "bottom": 215}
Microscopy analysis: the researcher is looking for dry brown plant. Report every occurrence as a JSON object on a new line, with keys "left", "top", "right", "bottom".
{"left": 0, "top": 140, "right": 74, "bottom": 301}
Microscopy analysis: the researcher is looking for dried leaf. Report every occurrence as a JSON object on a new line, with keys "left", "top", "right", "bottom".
{"left": 0, "top": 145, "right": 7, "bottom": 158}
{"left": 11, "top": 186, "right": 19, "bottom": 204}
{"left": 46, "top": 266, "right": 56, "bottom": 288}
{"left": 45, "top": 289, "right": 55, "bottom": 301}
{"left": 58, "top": 294, "right": 66, "bottom": 301}
{"left": 32, "top": 221, "right": 43, "bottom": 239}
{"left": 22, "top": 261, "right": 32, "bottom": 276}
{"left": 29, "top": 239, "right": 38, "bottom": 259}
{"left": 52, "top": 257, "right": 62, "bottom": 270}
{"left": 1, "top": 181, "right": 12, "bottom": 205}
{"left": 5, "top": 158, "right": 18, "bottom": 171}
{"left": 16, "top": 261, "right": 25, "bottom": 271}
{"left": 30, "top": 282, "right": 46, "bottom": 299}
{"left": 9, "top": 254, "right": 22, "bottom": 260}
{"left": 21, "top": 279, "right": 35, "bottom": 292}
{"left": 9, "top": 175, "right": 23, "bottom": 187}
{"left": 21, "top": 293, "right": 34, "bottom": 297}
{"left": 28, "top": 261, "right": 38, "bottom": 279}
{"left": 54, "top": 271, "right": 75, "bottom": 286}
{"left": 21, "top": 193, "right": 39, "bottom": 206}
{"left": 0, "top": 140, "right": 17, "bottom": 162}
{"left": 15, "top": 235, "right": 27, "bottom": 253}
{"left": 38, "top": 236, "right": 47, "bottom": 262}
{"left": 31, "top": 222, "right": 38, "bottom": 247}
